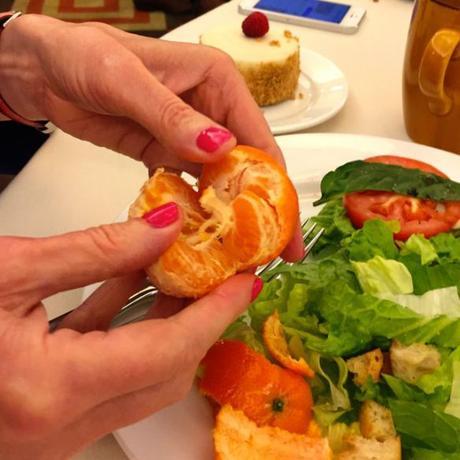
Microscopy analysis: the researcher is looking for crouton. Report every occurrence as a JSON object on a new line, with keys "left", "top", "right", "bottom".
{"left": 359, "top": 400, "right": 396, "bottom": 441}
{"left": 346, "top": 349, "right": 384, "bottom": 386}
{"left": 214, "top": 405, "right": 332, "bottom": 460}
{"left": 390, "top": 340, "right": 441, "bottom": 384}
{"left": 335, "top": 435, "right": 401, "bottom": 460}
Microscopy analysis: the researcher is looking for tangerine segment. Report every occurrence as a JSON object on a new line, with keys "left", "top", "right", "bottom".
{"left": 148, "top": 239, "right": 235, "bottom": 298}
{"left": 214, "top": 405, "right": 332, "bottom": 460}
{"left": 226, "top": 191, "right": 280, "bottom": 269}
{"left": 199, "top": 340, "right": 313, "bottom": 434}
{"left": 200, "top": 146, "right": 299, "bottom": 267}
{"left": 263, "top": 311, "right": 315, "bottom": 379}
{"left": 129, "top": 146, "right": 299, "bottom": 298}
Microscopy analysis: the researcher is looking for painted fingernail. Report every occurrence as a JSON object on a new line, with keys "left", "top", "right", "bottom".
{"left": 196, "top": 127, "right": 232, "bottom": 153}
{"left": 143, "top": 202, "right": 179, "bottom": 228}
{"left": 251, "top": 277, "right": 264, "bottom": 302}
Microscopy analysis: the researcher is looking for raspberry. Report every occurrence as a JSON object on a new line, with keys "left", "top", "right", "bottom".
{"left": 242, "top": 12, "right": 269, "bottom": 38}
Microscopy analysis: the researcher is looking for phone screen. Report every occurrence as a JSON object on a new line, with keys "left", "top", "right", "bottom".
{"left": 254, "top": 0, "right": 350, "bottom": 24}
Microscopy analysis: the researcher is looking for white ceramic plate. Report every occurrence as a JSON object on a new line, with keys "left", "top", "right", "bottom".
{"left": 262, "top": 49, "right": 348, "bottom": 135}
{"left": 96, "top": 133, "right": 460, "bottom": 460}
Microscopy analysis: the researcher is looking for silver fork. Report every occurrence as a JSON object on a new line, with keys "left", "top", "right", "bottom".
{"left": 49, "top": 218, "right": 324, "bottom": 329}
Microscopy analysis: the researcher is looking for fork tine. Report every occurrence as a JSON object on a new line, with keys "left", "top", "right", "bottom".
{"left": 300, "top": 227, "right": 324, "bottom": 263}
{"left": 302, "top": 221, "right": 317, "bottom": 242}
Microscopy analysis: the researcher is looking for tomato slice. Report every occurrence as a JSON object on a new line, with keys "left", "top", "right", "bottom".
{"left": 344, "top": 155, "right": 460, "bottom": 240}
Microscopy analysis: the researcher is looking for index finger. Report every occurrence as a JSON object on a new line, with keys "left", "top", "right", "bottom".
{"left": 87, "top": 26, "right": 284, "bottom": 165}
{"left": 219, "top": 71, "right": 286, "bottom": 165}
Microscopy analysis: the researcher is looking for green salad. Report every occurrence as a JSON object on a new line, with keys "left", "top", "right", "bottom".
{"left": 223, "top": 158, "right": 460, "bottom": 459}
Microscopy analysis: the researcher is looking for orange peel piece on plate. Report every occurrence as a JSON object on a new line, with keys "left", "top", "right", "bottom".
{"left": 129, "top": 145, "right": 299, "bottom": 298}
{"left": 263, "top": 311, "right": 315, "bottom": 378}
{"left": 214, "top": 404, "right": 332, "bottom": 460}
{"left": 199, "top": 340, "right": 313, "bottom": 434}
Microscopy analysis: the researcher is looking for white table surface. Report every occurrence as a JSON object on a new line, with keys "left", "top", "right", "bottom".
{"left": 0, "top": 0, "right": 414, "bottom": 458}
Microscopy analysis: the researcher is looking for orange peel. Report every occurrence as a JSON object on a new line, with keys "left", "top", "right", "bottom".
{"left": 199, "top": 340, "right": 313, "bottom": 434}
{"left": 129, "top": 145, "right": 299, "bottom": 298}
{"left": 214, "top": 404, "right": 332, "bottom": 460}
{"left": 263, "top": 311, "right": 315, "bottom": 378}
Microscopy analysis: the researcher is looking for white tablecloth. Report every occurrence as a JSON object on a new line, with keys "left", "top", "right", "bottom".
{"left": 0, "top": 0, "right": 414, "bottom": 457}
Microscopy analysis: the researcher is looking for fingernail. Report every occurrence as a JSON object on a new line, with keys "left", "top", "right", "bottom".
{"left": 143, "top": 202, "right": 179, "bottom": 228}
{"left": 196, "top": 127, "right": 232, "bottom": 153}
{"left": 250, "top": 277, "right": 264, "bottom": 301}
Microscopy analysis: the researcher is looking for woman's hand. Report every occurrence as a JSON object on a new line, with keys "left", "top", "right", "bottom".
{"left": 0, "top": 14, "right": 304, "bottom": 260}
{"left": 0, "top": 205, "right": 260, "bottom": 460}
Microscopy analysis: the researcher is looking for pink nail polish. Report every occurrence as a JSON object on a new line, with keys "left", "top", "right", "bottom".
{"left": 143, "top": 202, "right": 179, "bottom": 228}
{"left": 251, "top": 277, "right": 264, "bottom": 301}
{"left": 196, "top": 127, "right": 232, "bottom": 153}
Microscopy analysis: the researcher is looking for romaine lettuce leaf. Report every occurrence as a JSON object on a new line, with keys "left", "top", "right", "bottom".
{"left": 401, "top": 234, "right": 438, "bottom": 265}
{"left": 285, "top": 283, "right": 309, "bottom": 317}
{"left": 311, "top": 199, "right": 355, "bottom": 255}
{"left": 353, "top": 377, "right": 389, "bottom": 405}
{"left": 288, "top": 334, "right": 351, "bottom": 427}
{"left": 222, "top": 318, "right": 265, "bottom": 355}
{"left": 445, "top": 362, "right": 460, "bottom": 419}
{"left": 352, "top": 255, "right": 413, "bottom": 295}
{"left": 299, "top": 282, "right": 460, "bottom": 355}
{"left": 409, "top": 448, "right": 460, "bottom": 459}
{"left": 380, "top": 286, "right": 460, "bottom": 318}
{"left": 267, "top": 249, "right": 360, "bottom": 293}
{"left": 302, "top": 282, "right": 423, "bottom": 356}
{"left": 310, "top": 351, "right": 351, "bottom": 426}
{"left": 399, "top": 255, "right": 460, "bottom": 295}
{"left": 249, "top": 275, "right": 293, "bottom": 332}
{"left": 431, "top": 233, "right": 460, "bottom": 263}
{"left": 346, "top": 219, "right": 399, "bottom": 261}
{"left": 399, "top": 316, "right": 460, "bottom": 348}
{"left": 416, "top": 347, "right": 460, "bottom": 402}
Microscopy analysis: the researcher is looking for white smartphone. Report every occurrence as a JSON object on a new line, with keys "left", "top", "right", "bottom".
{"left": 238, "top": 0, "right": 366, "bottom": 34}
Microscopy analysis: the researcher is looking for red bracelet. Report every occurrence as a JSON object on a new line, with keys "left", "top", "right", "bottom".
{"left": 0, "top": 12, "right": 53, "bottom": 133}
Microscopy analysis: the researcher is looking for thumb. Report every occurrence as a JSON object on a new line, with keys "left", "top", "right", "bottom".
{"left": 1, "top": 202, "right": 181, "bottom": 313}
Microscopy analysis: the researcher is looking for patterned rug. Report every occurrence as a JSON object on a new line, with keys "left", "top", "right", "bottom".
{"left": 1, "top": 0, "right": 200, "bottom": 35}
{"left": 12, "top": 0, "right": 167, "bottom": 31}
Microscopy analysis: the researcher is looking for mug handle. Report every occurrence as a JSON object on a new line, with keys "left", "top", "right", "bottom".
{"left": 418, "top": 28, "right": 460, "bottom": 115}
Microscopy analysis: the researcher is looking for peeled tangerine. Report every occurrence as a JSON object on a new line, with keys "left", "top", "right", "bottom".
{"left": 129, "top": 145, "right": 299, "bottom": 298}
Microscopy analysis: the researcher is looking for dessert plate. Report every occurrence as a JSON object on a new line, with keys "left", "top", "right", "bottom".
{"left": 88, "top": 133, "right": 460, "bottom": 460}
{"left": 262, "top": 49, "right": 348, "bottom": 135}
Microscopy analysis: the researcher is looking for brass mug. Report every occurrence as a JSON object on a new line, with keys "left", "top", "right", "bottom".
{"left": 403, "top": 0, "right": 460, "bottom": 154}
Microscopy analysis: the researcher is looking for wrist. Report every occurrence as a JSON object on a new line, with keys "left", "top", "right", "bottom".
{"left": 0, "top": 14, "right": 59, "bottom": 121}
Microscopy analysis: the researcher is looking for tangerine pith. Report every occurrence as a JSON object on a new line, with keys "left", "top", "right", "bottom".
{"left": 129, "top": 145, "right": 299, "bottom": 298}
